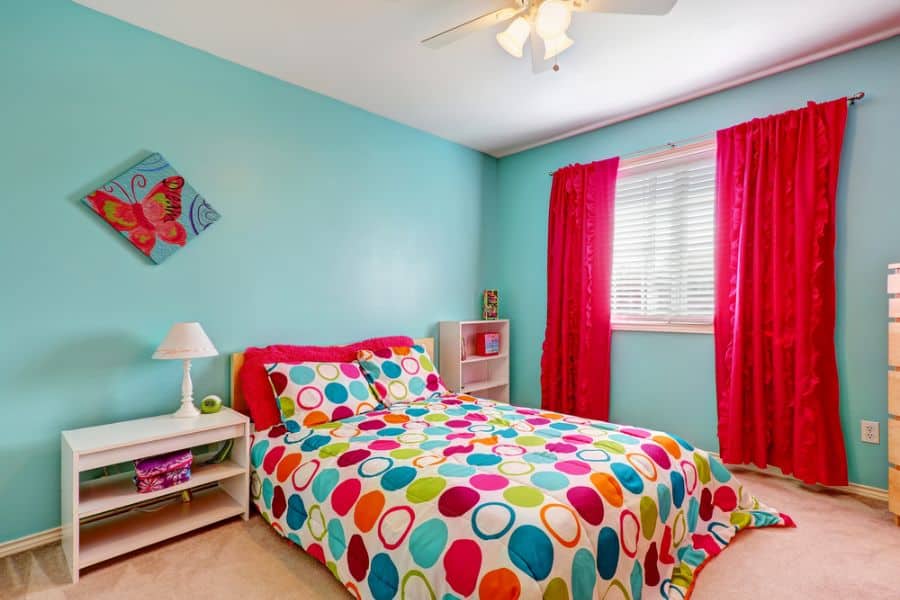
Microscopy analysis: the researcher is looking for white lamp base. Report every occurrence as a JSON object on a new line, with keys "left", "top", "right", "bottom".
{"left": 172, "top": 358, "right": 202, "bottom": 419}
{"left": 173, "top": 400, "right": 201, "bottom": 418}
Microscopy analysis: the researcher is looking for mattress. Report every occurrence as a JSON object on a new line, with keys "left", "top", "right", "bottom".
{"left": 250, "top": 395, "right": 790, "bottom": 599}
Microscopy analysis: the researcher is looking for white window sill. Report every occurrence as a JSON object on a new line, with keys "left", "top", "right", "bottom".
{"left": 612, "top": 322, "right": 713, "bottom": 334}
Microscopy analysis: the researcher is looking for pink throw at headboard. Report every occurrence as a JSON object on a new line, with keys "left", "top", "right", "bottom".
{"left": 229, "top": 337, "right": 435, "bottom": 428}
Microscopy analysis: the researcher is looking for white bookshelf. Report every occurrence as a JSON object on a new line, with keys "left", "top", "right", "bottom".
{"left": 61, "top": 408, "right": 250, "bottom": 582}
{"left": 439, "top": 319, "right": 510, "bottom": 403}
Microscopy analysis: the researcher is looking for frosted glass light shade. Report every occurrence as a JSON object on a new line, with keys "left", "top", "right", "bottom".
{"left": 496, "top": 17, "right": 531, "bottom": 58}
{"left": 542, "top": 33, "right": 574, "bottom": 59}
{"left": 535, "top": 1, "right": 572, "bottom": 39}
{"left": 153, "top": 322, "right": 218, "bottom": 359}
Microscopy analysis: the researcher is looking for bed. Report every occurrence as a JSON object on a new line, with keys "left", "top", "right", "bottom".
{"left": 231, "top": 338, "right": 790, "bottom": 600}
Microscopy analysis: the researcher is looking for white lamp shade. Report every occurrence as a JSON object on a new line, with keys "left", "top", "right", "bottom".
{"left": 535, "top": 1, "right": 572, "bottom": 39}
{"left": 153, "top": 322, "right": 218, "bottom": 359}
{"left": 496, "top": 17, "right": 531, "bottom": 58}
{"left": 542, "top": 33, "right": 574, "bottom": 59}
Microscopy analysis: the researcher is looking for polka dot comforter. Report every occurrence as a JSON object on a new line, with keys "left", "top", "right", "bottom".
{"left": 250, "top": 395, "right": 791, "bottom": 600}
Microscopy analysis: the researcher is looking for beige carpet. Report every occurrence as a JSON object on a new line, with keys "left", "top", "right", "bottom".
{"left": 2, "top": 471, "right": 898, "bottom": 599}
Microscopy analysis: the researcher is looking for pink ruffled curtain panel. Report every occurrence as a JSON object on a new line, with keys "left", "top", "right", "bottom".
{"left": 714, "top": 99, "right": 849, "bottom": 486}
{"left": 541, "top": 157, "right": 619, "bottom": 421}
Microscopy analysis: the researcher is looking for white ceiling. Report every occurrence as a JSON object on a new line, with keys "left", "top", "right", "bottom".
{"left": 74, "top": 0, "right": 900, "bottom": 157}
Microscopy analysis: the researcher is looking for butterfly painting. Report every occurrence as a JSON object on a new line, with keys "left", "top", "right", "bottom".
{"left": 83, "top": 153, "right": 220, "bottom": 264}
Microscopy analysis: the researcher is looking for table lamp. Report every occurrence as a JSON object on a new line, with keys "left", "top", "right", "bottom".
{"left": 153, "top": 322, "right": 218, "bottom": 418}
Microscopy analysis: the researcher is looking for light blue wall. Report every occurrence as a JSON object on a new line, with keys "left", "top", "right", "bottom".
{"left": 0, "top": 1, "right": 496, "bottom": 542}
{"left": 487, "top": 36, "right": 900, "bottom": 489}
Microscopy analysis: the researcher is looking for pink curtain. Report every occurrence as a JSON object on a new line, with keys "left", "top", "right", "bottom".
{"left": 541, "top": 157, "right": 619, "bottom": 421}
{"left": 715, "top": 99, "right": 848, "bottom": 486}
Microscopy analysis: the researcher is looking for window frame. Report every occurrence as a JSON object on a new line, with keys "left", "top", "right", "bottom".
{"left": 610, "top": 138, "right": 716, "bottom": 335}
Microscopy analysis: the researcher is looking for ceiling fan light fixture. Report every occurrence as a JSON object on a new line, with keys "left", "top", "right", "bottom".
{"left": 542, "top": 33, "right": 574, "bottom": 59}
{"left": 496, "top": 17, "right": 531, "bottom": 58}
{"left": 535, "top": 0, "right": 572, "bottom": 39}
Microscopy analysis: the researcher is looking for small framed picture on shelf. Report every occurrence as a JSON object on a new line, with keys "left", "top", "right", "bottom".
{"left": 482, "top": 289, "right": 499, "bottom": 320}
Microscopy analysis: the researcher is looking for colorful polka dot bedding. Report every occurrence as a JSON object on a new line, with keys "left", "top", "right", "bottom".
{"left": 251, "top": 394, "right": 791, "bottom": 599}
{"left": 357, "top": 345, "right": 448, "bottom": 406}
{"left": 266, "top": 361, "right": 380, "bottom": 428}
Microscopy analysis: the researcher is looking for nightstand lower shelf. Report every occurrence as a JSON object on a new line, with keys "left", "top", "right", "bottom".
{"left": 79, "top": 487, "right": 244, "bottom": 568}
{"left": 79, "top": 460, "right": 245, "bottom": 518}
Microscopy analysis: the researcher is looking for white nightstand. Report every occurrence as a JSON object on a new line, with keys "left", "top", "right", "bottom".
{"left": 61, "top": 407, "right": 250, "bottom": 583}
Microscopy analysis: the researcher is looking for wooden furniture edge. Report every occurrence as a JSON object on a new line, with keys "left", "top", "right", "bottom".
{"left": 889, "top": 264, "right": 899, "bottom": 525}
{"left": 229, "top": 337, "right": 434, "bottom": 418}
{"left": 229, "top": 352, "right": 246, "bottom": 417}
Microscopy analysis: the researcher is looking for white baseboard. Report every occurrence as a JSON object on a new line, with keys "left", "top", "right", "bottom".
{"left": 846, "top": 482, "right": 890, "bottom": 503}
{"left": 720, "top": 455, "right": 889, "bottom": 502}
{"left": 0, "top": 527, "right": 61, "bottom": 559}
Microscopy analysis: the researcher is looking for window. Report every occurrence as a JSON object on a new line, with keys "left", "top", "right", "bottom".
{"left": 611, "top": 139, "right": 715, "bottom": 332}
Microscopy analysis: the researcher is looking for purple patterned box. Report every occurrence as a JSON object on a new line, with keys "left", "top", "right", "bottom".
{"left": 134, "top": 467, "right": 192, "bottom": 494}
{"left": 134, "top": 448, "right": 193, "bottom": 480}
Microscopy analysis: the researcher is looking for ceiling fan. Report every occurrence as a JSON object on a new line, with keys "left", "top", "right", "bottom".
{"left": 421, "top": 0, "right": 677, "bottom": 73}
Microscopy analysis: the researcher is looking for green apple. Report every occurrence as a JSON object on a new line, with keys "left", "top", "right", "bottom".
{"left": 200, "top": 395, "right": 222, "bottom": 414}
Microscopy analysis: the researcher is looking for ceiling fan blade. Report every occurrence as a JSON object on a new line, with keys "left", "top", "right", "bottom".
{"left": 421, "top": 6, "right": 523, "bottom": 49}
{"left": 570, "top": 0, "right": 677, "bottom": 15}
{"left": 530, "top": 29, "right": 554, "bottom": 74}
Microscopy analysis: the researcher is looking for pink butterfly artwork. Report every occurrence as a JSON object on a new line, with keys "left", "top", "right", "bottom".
{"left": 86, "top": 176, "right": 187, "bottom": 256}
{"left": 82, "top": 153, "right": 219, "bottom": 263}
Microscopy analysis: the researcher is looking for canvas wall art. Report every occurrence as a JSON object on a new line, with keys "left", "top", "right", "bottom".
{"left": 82, "top": 153, "right": 220, "bottom": 264}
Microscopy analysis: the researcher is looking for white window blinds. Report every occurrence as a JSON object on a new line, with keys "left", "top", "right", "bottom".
{"left": 611, "top": 140, "right": 716, "bottom": 325}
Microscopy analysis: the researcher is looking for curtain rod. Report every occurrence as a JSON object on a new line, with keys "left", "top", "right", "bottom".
{"left": 549, "top": 92, "right": 865, "bottom": 176}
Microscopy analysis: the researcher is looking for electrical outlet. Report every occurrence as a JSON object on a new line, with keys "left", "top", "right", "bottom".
{"left": 861, "top": 420, "right": 880, "bottom": 444}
